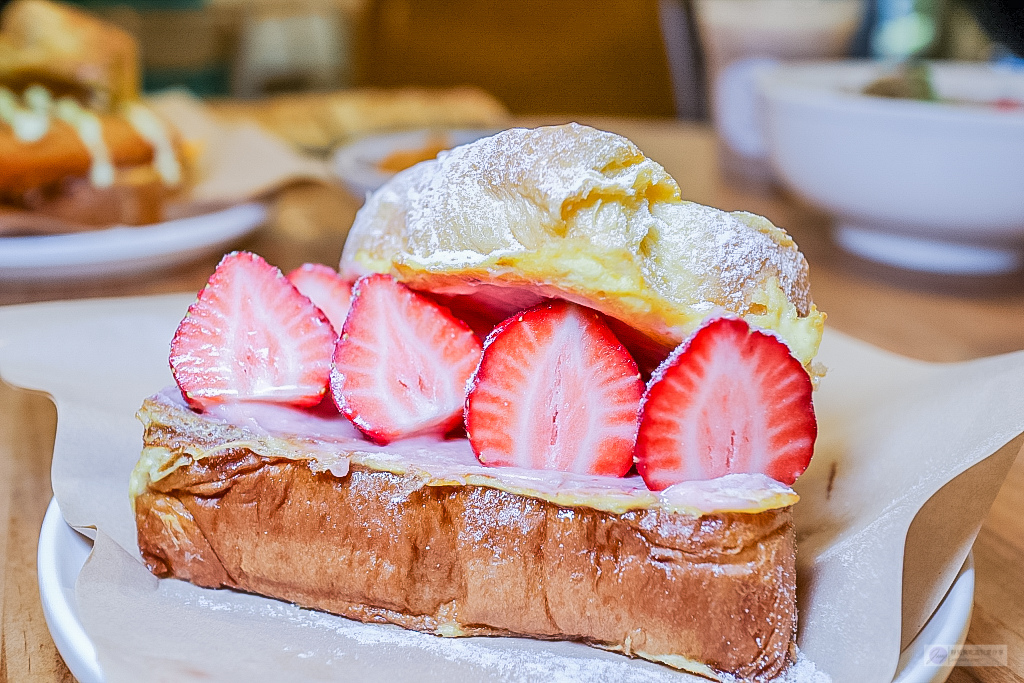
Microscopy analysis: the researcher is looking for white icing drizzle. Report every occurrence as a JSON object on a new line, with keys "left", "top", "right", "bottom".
{"left": 125, "top": 102, "right": 181, "bottom": 185}
{"left": 23, "top": 84, "right": 53, "bottom": 114}
{"left": 54, "top": 97, "right": 115, "bottom": 188}
{"left": 0, "top": 86, "right": 51, "bottom": 142}
{"left": 0, "top": 84, "right": 181, "bottom": 189}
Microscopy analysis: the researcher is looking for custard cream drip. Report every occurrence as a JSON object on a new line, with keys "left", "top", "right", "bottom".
{"left": 340, "top": 124, "right": 825, "bottom": 367}
{"left": 125, "top": 102, "right": 181, "bottom": 185}
{"left": 54, "top": 97, "right": 116, "bottom": 187}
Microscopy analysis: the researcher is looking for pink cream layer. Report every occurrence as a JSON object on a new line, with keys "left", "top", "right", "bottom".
{"left": 157, "top": 387, "right": 797, "bottom": 515}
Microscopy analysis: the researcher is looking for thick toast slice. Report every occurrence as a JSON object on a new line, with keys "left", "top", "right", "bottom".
{"left": 132, "top": 391, "right": 797, "bottom": 682}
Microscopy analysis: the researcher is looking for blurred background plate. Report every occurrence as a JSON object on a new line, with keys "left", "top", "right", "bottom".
{"left": 0, "top": 203, "right": 267, "bottom": 282}
{"left": 332, "top": 129, "right": 497, "bottom": 199}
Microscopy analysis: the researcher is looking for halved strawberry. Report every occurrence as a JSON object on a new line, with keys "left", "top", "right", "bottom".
{"left": 170, "top": 251, "right": 335, "bottom": 409}
{"left": 635, "top": 317, "right": 816, "bottom": 489}
{"left": 331, "top": 273, "right": 483, "bottom": 444}
{"left": 465, "top": 301, "right": 643, "bottom": 476}
{"left": 286, "top": 263, "right": 353, "bottom": 334}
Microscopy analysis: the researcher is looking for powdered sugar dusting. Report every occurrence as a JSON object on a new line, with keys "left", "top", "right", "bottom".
{"left": 311, "top": 608, "right": 679, "bottom": 681}
{"left": 180, "top": 584, "right": 827, "bottom": 683}
{"left": 339, "top": 124, "right": 820, "bottom": 366}
{"left": 647, "top": 203, "right": 811, "bottom": 316}
{"left": 404, "top": 124, "right": 675, "bottom": 258}
{"left": 776, "top": 649, "right": 831, "bottom": 683}
{"left": 318, "top": 620, "right": 685, "bottom": 683}
{"left": 341, "top": 123, "right": 674, "bottom": 271}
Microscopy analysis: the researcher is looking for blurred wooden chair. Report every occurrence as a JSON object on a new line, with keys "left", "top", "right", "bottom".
{"left": 351, "top": 0, "right": 682, "bottom": 116}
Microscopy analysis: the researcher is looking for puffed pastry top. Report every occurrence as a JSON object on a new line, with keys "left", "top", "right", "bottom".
{"left": 340, "top": 123, "right": 825, "bottom": 369}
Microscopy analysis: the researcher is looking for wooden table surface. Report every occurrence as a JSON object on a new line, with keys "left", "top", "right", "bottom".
{"left": 1, "top": 118, "right": 1022, "bottom": 682}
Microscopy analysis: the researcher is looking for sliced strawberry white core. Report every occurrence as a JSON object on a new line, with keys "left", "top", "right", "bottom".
{"left": 331, "top": 273, "right": 483, "bottom": 444}
{"left": 466, "top": 300, "right": 643, "bottom": 477}
{"left": 636, "top": 317, "right": 816, "bottom": 489}
{"left": 286, "top": 263, "right": 353, "bottom": 335}
{"left": 170, "top": 251, "right": 335, "bottom": 409}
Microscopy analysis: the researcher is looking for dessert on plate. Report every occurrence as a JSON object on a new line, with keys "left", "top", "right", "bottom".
{"left": 0, "top": 0, "right": 189, "bottom": 233}
{"left": 131, "top": 124, "right": 824, "bottom": 682}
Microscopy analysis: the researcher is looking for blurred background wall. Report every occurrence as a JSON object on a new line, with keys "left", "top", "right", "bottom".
{"left": 33, "top": 0, "right": 1017, "bottom": 117}
{"left": 352, "top": 0, "right": 678, "bottom": 117}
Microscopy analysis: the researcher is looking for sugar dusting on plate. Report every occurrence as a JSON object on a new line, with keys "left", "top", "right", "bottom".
{"left": 185, "top": 588, "right": 831, "bottom": 683}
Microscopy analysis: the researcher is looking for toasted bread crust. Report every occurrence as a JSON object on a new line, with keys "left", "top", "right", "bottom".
{"left": 135, "top": 441, "right": 796, "bottom": 681}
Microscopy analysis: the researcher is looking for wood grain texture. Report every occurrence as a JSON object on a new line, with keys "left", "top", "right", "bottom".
{"left": 0, "top": 382, "right": 72, "bottom": 682}
{"left": 1, "top": 117, "right": 1022, "bottom": 682}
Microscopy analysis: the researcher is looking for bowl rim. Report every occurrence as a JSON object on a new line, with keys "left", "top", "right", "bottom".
{"left": 758, "top": 60, "right": 1024, "bottom": 128}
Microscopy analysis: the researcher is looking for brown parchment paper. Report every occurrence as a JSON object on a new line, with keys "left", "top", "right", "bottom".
{"left": 1, "top": 294, "right": 1023, "bottom": 683}
{"left": 148, "top": 92, "right": 332, "bottom": 209}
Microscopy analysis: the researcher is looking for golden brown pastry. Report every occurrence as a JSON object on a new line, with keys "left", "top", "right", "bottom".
{"left": 0, "top": 114, "right": 152, "bottom": 193}
{"left": 0, "top": 0, "right": 139, "bottom": 108}
{"left": 0, "top": 0, "right": 187, "bottom": 232}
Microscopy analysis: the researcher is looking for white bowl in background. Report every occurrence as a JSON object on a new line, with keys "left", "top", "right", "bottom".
{"left": 759, "top": 61, "right": 1024, "bottom": 274}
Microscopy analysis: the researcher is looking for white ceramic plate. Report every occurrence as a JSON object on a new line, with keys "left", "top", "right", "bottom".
{"left": 38, "top": 499, "right": 101, "bottom": 683}
{"left": 332, "top": 129, "right": 497, "bottom": 199}
{"left": 38, "top": 497, "right": 972, "bottom": 683}
{"left": 0, "top": 202, "right": 267, "bottom": 282}
{"left": 893, "top": 554, "right": 974, "bottom": 683}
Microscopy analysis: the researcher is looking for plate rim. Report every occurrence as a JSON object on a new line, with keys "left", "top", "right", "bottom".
{"left": 0, "top": 202, "right": 268, "bottom": 280}
{"left": 331, "top": 128, "right": 498, "bottom": 198}
{"left": 38, "top": 497, "right": 103, "bottom": 683}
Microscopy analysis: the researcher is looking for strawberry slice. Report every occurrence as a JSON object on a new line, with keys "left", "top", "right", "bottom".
{"left": 286, "top": 263, "right": 353, "bottom": 335}
{"left": 170, "top": 251, "right": 335, "bottom": 409}
{"left": 465, "top": 301, "right": 643, "bottom": 476}
{"left": 635, "top": 317, "right": 816, "bottom": 489}
{"left": 331, "top": 273, "right": 483, "bottom": 444}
